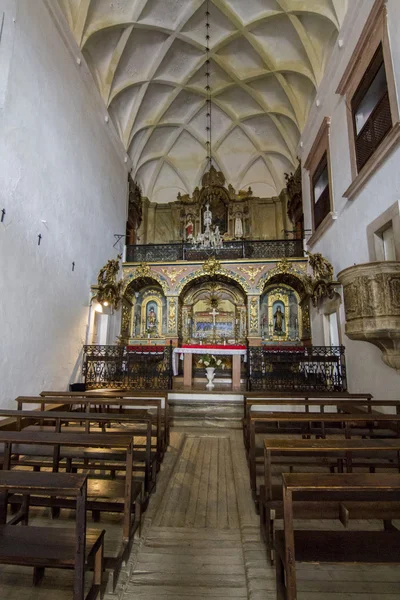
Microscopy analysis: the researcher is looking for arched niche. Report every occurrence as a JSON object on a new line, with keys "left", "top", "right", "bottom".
{"left": 261, "top": 273, "right": 311, "bottom": 345}
{"left": 123, "top": 279, "right": 167, "bottom": 340}
{"left": 179, "top": 276, "right": 247, "bottom": 343}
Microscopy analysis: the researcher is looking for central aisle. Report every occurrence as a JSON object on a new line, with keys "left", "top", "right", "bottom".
{"left": 118, "top": 430, "right": 264, "bottom": 600}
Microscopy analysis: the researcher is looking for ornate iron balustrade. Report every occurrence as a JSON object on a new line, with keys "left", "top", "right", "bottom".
{"left": 247, "top": 345, "right": 347, "bottom": 392}
{"left": 82, "top": 344, "right": 173, "bottom": 390}
{"left": 126, "top": 239, "right": 304, "bottom": 263}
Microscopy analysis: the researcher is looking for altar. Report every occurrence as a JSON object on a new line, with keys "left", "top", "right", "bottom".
{"left": 173, "top": 345, "right": 247, "bottom": 391}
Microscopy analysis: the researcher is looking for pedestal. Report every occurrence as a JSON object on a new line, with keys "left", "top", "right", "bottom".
{"left": 183, "top": 353, "right": 193, "bottom": 387}
{"left": 232, "top": 354, "right": 241, "bottom": 391}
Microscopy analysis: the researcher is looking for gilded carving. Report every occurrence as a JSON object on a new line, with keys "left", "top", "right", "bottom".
{"left": 306, "top": 251, "right": 334, "bottom": 281}
{"left": 122, "top": 265, "right": 169, "bottom": 294}
{"left": 135, "top": 262, "right": 151, "bottom": 279}
{"left": 203, "top": 257, "right": 222, "bottom": 277}
{"left": 161, "top": 267, "right": 186, "bottom": 284}
{"left": 249, "top": 297, "right": 259, "bottom": 334}
{"left": 121, "top": 303, "right": 131, "bottom": 336}
{"left": 168, "top": 298, "right": 177, "bottom": 333}
{"left": 95, "top": 254, "right": 123, "bottom": 309}
{"left": 238, "top": 265, "right": 264, "bottom": 285}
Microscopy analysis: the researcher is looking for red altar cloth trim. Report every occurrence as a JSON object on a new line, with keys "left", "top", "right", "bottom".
{"left": 127, "top": 345, "right": 165, "bottom": 353}
{"left": 182, "top": 344, "right": 247, "bottom": 350}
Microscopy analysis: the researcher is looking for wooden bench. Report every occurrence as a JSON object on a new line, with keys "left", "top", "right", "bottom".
{"left": 19, "top": 395, "right": 166, "bottom": 463}
{"left": 243, "top": 395, "right": 388, "bottom": 452}
{"left": 40, "top": 390, "right": 170, "bottom": 451}
{"left": 0, "top": 430, "right": 139, "bottom": 589}
{"left": 248, "top": 411, "right": 400, "bottom": 504}
{"left": 275, "top": 473, "right": 400, "bottom": 600}
{"left": 1, "top": 408, "right": 157, "bottom": 499}
{"left": 0, "top": 470, "right": 104, "bottom": 600}
{"left": 260, "top": 438, "right": 400, "bottom": 562}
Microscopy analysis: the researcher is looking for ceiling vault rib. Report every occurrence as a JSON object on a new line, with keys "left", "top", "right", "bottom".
{"left": 60, "top": 0, "right": 347, "bottom": 202}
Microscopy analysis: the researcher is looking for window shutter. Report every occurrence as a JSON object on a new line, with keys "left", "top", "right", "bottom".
{"left": 355, "top": 91, "right": 392, "bottom": 171}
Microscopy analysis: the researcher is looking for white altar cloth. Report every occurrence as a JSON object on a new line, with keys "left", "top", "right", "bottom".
{"left": 172, "top": 347, "right": 247, "bottom": 376}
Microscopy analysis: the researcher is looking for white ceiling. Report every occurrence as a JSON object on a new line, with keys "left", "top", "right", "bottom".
{"left": 58, "top": 0, "right": 348, "bottom": 203}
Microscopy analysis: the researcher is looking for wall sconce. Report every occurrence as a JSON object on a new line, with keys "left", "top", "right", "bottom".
{"left": 94, "top": 302, "right": 103, "bottom": 313}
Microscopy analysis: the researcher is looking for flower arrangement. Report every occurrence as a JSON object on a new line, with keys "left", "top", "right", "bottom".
{"left": 198, "top": 354, "right": 225, "bottom": 369}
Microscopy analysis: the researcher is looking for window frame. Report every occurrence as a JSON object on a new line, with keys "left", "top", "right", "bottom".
{"left": 337, "top": 0, "right": 400, "bottom": 200}
{"left": 304, "top": 117, "right": 335, "bottom": 245}
{"left": 367, "top": 200, "right": 400, "bottom": 261}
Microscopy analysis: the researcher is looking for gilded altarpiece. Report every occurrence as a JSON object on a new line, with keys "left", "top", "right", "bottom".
{"left": 260, "top": 285, "right": 302, "bottom": 343}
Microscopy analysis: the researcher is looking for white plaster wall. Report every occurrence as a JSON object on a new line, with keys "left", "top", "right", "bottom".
{"left": 300, "top": 0, "right": 400, "bottom": 398}
{"left": 0, "top": 0, "right": 129, "bottom": 407}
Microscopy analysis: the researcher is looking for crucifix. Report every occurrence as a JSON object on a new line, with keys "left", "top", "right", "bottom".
{"left": 209, "top": 307, "right": 219, "bottom": 326}
{"left": 209, "top": 307, "right": 219, "bottom": 341}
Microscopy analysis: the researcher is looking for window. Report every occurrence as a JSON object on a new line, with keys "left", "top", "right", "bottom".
{"left": 324, "top": 312, "right": 340, "bottom": 347}
{"left": 304, "top": 117, "right": 334, "bottom": 243}
{"left": 352, "top": 45, "right": 392, "bottom": 172}
{"left": 367, "top": 201, "right": 400, "bottom": 261}
{"left": 312, "top": 153, "right": 331, "bottom": 230}
{"left": 337, "top": 1, "right": 400, "bottom": 200}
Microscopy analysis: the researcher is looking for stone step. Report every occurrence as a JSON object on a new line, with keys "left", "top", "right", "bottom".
{"left": 169, "top": 400, "right": 243, "bottom": 428}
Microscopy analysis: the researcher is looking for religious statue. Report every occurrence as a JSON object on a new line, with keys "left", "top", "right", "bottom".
{"left": 185, "top": 217, "right": 194, "bottom": 241}
{"left": 274, "top": 305, "right": 284, "bottom": 333}
{"left": 147, "top": 306, "right": 157, "bottom": 331}
{"left": 234, "top": 212, "right": 243, "bottom": 239}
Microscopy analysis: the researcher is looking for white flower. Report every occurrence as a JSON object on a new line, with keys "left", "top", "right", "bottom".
{"left": 204, "top": 361, "right": 209, "bottom": 366}
{"left": 217, "top": 359, "right": 222, "bottom": 365}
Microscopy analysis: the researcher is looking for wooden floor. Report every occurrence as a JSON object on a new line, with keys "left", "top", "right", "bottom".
{"left": 120, "top": 429, "right": 400, "bottom": 600}
{"left": 0, "top": 429, "right": 399, "bottom": 599}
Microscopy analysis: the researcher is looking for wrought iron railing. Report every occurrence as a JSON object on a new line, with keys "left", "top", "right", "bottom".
{"left": 82, "top": 344, "right": 173, "bottom": 390}
{"left": 247, "top": 345, "right": 347, "bottom": 392}
{"left": 126, "top": 239, "right": 304, "bottom": 263}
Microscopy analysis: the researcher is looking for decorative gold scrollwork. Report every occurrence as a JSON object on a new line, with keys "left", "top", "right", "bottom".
{"left": 202, "top": 257, "right": 222, "bottom": 277}
{"left": 95, "top": 254, "right": 123, "bottom": 310}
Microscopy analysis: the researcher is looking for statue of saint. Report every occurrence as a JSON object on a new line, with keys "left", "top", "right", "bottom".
{"left": 186, "top": 219, "right": 194, "bottom": 241}
{"left": 274, "top": 305, "right": 284, "bottom": 333}
{"left": 147, "top": 307, "right": 157, "bottom": 330}
{"left": 234, "top": 212, "right": 243, "bottom": 238}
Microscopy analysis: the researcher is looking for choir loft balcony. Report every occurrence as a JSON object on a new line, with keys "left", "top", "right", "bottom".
{"left": 125, "top": 239, "right": 304, "bottom": 263}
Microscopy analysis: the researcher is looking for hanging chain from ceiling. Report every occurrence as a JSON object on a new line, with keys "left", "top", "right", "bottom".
{"left": 205, "top": 0, "right": 212, "bottom": 172}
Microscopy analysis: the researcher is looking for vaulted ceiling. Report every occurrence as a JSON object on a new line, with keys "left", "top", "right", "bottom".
{"left": 58, "top": 0, "right": 348, "bottom": 203}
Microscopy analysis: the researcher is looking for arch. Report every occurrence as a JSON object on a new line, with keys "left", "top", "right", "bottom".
{"left": 258, "top": 265, "right": 310, "bottom": 300}
{"left": 122, "top": 268, "right": 169, "bottom": 295}
{"left": 176, "top": 268, "right": 249, "bottom": 297}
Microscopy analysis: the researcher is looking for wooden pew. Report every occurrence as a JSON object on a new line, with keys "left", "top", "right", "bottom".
{"left": 275, "top": 473, "right": 400, "bottom": 600}
{"left": 0, "top": 470, "right": 104, "bottom": 600}
{"left": 17, "top": 395, "right": 165, "bottom": 468}
{"left": 0, "top": 409, "right": 156, "bottom": 500}
{"left": 243, "top": 396, "right": 388, "bottom": 453}
{"left": 260, "top": 438, "right": 400, "bottom": 562}
{"left": 248, "top": 411, "right": 400, "bottom": 504}
{"left": 40, "top": 390, "right": 170, "bottom": 451}
{"left": 0, "top": 430, "right": 139, "bottom": 589}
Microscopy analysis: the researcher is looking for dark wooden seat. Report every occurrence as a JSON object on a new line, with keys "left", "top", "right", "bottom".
{"left": 0, "top": 525, "right": 104, "bottom": 597}
{"left": 38, "top": 390, "right": 170, "bottom": 453}
{"left": 276, "top": 529, "right": 400, "bottom": 564}
{"left": 0, "top": 470, "right": 103, "bottom": 600}
{"left": 248, "top": 411, "right": 400, "bottom": 503}
{"left": 275, "top": 473, "right": 400, "bottom": 600}
{"left": 260, "top": 438, "right": 400, "bottom": 561}
{"left": 0, "top": 430, "right": 138, "bottom": 589}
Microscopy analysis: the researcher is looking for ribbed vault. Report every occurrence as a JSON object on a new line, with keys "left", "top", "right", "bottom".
{"left": 58, "top": 0, "right": 348, "bottom": 202}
